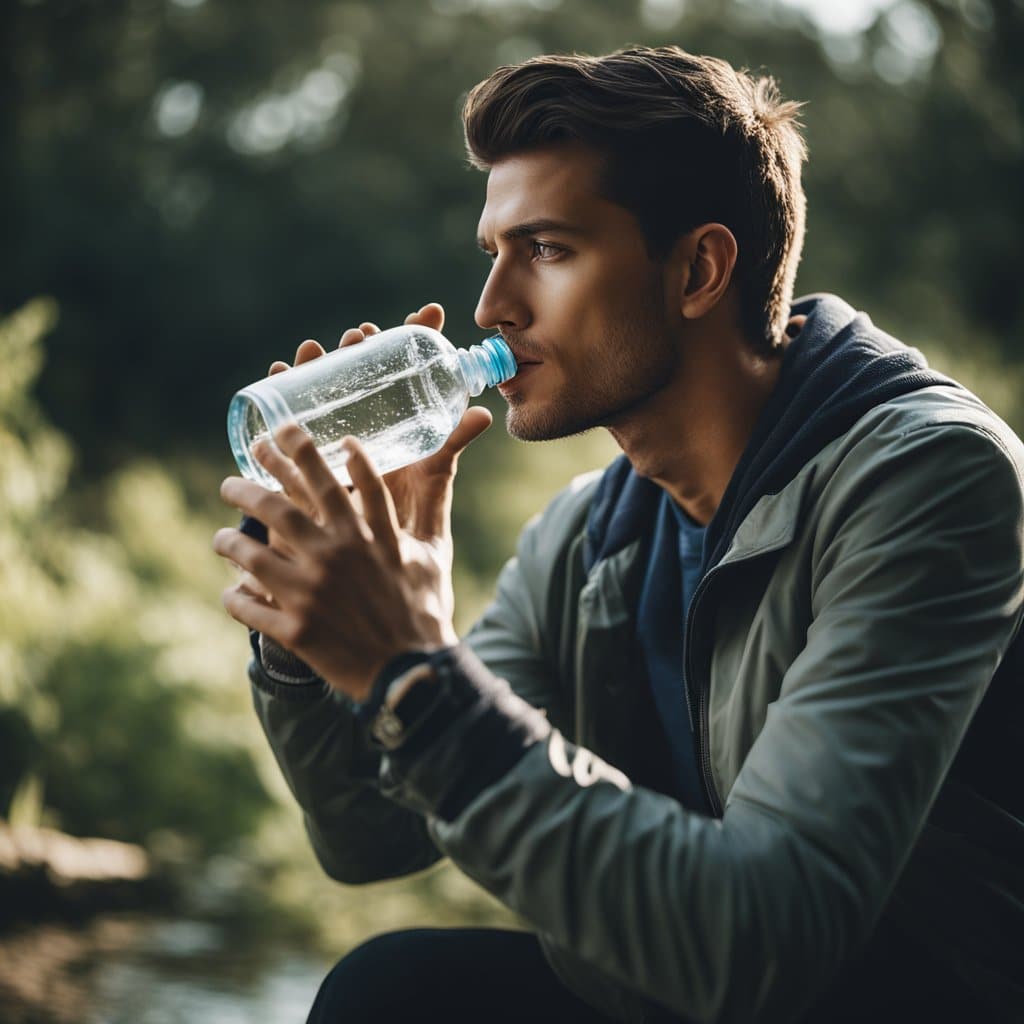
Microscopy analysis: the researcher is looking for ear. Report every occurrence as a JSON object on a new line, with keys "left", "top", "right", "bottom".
{"left": 675, "top": 223, "right": 738, "bottom": 320}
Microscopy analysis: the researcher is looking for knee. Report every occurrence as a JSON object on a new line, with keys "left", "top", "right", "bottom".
{"left": 306, "top": 930, "right": 424, "bottom": 1023}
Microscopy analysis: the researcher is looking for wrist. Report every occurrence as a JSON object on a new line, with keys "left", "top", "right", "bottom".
{"left": 258, "top": 632, "right": 319, "bottom": 685}
{"left": 365, "top": 662, "right": 440, "bottom": 750}
{"left": 379, "top": 643, "right": 551, "bottom": 822}
{"left": 353, "top": 648, "right": 455, "bottom": 748}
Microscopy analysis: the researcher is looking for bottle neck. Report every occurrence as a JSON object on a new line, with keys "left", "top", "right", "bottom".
{"left": 457, "top": 335, "right": 518, "bottom": 396}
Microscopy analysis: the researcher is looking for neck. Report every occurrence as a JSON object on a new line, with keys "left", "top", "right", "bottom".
{"left": 607, "top": 320, "right": 789, "bottom": 527}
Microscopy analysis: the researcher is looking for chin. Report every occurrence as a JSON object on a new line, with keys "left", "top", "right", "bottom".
{"left": 505, "top": 405, "right": 602, "bottom": 443}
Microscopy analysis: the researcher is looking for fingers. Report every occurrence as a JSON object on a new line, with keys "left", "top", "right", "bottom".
{"left": 268, "top": 338, "right": 325, "bottom": 376}
{"left": 222, "top": 585, "right": 288, "bottom": 641}
{"left": 339, "top": 322, "right": 380, "bottom": 349}
{"left": 337, "top": 304, "right": 444, "bottom": 350}
{"left": 277, "top": 306, "right": 445, "bottom": 373}
{"left": 219, "top": 476, "right": 321, "bottom": 548}
{"left": 253, "top": 438, "right": 319, "bottom": 520}
{"left": 295, "top": 339, "right": 326, "bottom": 365}
{"left": 212, "top": 526, "right": 300, "bottom": 594}
{"left": 235, "top": 570, "right": 278, "bottom": 607}
{"left": 272, "top": 424, "right": 369, "bottom": 537}
{"left": 403, "top": 303, "right": 444, "bottom": 331}
{"left": 342, "top": 437, "right": 401, "bottom": 563}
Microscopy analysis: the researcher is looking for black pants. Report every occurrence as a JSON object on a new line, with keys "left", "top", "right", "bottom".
{"left": 307, "top": 923, "right": 1004, "bottom": 1023}
{"left": 306, "top": 927, "right": 620, "bottom": 1023}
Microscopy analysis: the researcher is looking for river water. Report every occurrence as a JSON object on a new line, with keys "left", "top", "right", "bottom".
{"left": 0, "top": 914, "right": 332, "bottom": 1023}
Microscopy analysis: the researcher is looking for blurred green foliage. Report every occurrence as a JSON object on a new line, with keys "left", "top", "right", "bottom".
{"left": 4, "top": 0, "right": 1022, "bottom": 476}
{"left": 0, "top": 301, "right": 270, "bottom": 852}
{"left": 1, "top": 0, "right": 1022, "bottom": 930}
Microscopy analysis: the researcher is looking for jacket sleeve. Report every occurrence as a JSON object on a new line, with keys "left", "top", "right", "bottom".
{"left": 248, "top": 472, "right": 599, "bottom": 884}
{"left": 250, "top": 659, "right": 443, "bottom": 883}
{"left": 381, "top": 422, "right": 1024, "bottom": 1023}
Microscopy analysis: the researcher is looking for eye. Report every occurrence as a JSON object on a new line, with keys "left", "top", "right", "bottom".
{"left": 531, "top": 241, "right": 563, "bottom": 261}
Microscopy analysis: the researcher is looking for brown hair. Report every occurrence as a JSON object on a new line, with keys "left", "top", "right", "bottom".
{"left": 462, "top": 46, "right": 807, "bottom": 352}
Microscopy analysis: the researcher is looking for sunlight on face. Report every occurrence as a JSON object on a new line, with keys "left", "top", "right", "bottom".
{"left": 474, "top": 144, "right": 681, "bottom": 442}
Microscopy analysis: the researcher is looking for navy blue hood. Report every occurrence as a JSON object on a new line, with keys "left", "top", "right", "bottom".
{"left": 583, "top": 294, "right": 961, "bottom": 572}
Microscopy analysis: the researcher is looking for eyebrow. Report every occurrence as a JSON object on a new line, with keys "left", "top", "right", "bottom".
{"left": 476, "top": 218, "right": 584, "bottom": 251}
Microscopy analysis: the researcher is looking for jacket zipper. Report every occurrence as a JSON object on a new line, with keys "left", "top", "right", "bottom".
{"left": 683, "top": 565, "right": 723, "bottom": 818}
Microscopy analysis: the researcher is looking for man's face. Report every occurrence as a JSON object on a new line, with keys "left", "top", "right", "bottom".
{"left": 474, "top": 143, "right": 680, "bottom": 442}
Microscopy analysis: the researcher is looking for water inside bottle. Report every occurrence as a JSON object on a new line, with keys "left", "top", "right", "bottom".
{"left": 313, "top": 410, "right": 452, "bottom": 486}
{"left": 251, "top": 361, "right": 455, "bottom": 488}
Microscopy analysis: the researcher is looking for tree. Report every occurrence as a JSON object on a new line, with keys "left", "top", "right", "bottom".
{"left": 4, "top": 0, "right": 1019, "bottom": 474}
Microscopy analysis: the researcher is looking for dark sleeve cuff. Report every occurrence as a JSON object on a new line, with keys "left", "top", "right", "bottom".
{"left": 379, "top": 644, "right": 551, "bottom": 823}
{"left": 248, "top": 631, "right": 328, "bottom": 702}
{"left": 351, "top": 649, "right": 452, "bottom": 725}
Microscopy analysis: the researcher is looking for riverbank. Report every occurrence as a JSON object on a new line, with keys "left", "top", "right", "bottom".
{"left": 0, "top": 823, "right": 320, "bottom": 1021}
{"left": 0, "top": 912, "right": 329, "bottom": 1023}
{"left": 0, "top": 821, "right": 520, "bottom": 1021}
{"left": 0, "top": 824, "right": 167, "bottom": 925}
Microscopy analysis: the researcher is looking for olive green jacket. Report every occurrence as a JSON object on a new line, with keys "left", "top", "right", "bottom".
{"left": 251, "top": 382, "right": 1024, "bottom": 1023}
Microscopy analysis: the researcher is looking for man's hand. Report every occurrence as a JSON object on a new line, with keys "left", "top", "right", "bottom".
{"left": 214, "top": 303, "right": 492, "bottom": 700}
{"left": 215, "top": 426, "right": 458, "bottom": 701}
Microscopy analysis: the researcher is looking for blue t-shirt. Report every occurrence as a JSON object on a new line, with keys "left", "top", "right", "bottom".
{"left": 635, "top": 491, "right": 711, "bottom": 811}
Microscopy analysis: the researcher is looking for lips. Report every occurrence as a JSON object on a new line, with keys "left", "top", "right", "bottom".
{"left": 509, "top": 352, "right": 540, "bottom": 368}
{"left": 498, "top": 361, "right": 542, "bottom": 393}
{"left": 501, "top": 338, "right": 542, "bottom": 368}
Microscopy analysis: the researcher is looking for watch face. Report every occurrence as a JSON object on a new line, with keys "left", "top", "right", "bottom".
{"left": 371, "top": 706, "right": 406, "bottom": 749}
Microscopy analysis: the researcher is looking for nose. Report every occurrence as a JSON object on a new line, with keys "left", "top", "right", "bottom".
{"left": 474, "top": 259, "right": 531, "bottom": 334}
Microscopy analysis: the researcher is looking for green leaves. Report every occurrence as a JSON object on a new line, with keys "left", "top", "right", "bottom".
{"left": 0, "top": 303, "right": 270, "bottom": 852}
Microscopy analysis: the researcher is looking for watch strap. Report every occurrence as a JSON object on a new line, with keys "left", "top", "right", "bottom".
{"left": 366, "top": 662, "right": 440, "bottom": 750}
{"left": 379, "top": 643, "right": 551, "bottom": 822}
{"left": 354, "top": 648, "right": 453, "bottom": 749}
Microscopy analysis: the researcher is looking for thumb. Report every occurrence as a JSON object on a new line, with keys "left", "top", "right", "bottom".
{"left": 404, "top": 302, "right": 445, "bottom": 332}
{"left": 442, "top": 406, "right": 493, "bottom": 464}
{"left": 406, "top": 407, "right": 492, "bottom": 541}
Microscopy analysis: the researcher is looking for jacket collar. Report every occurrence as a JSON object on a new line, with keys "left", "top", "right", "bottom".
{"left": 584, "top": 293, "right": 958, "bottom": 575}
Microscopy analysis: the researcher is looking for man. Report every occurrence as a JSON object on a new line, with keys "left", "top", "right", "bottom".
{"left": 212, "top": 47, "right": 1024, "bottom": 1023}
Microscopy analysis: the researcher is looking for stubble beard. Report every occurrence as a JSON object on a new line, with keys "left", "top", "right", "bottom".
{"left": 504, "top": 307, "right": 677, "bottom": 443}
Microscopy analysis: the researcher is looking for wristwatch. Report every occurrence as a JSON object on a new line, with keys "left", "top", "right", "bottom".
{"left": 355, "top": 651, "right": 447, "bottom": 751}
{"left": 367, "top": 661, "right": 439, "bottom": 749}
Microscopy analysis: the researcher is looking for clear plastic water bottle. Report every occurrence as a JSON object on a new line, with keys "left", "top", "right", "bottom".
{"left": 227, "top": 325, "right": 517, "bottom": 489}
